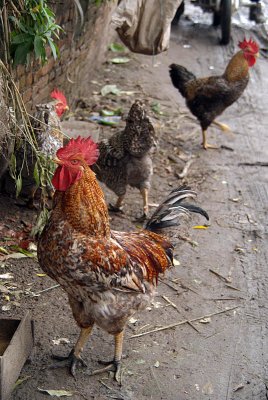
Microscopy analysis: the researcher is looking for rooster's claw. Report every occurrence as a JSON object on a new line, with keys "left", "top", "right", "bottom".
{"left": 90, "top": 359, "right": 122, "bottom": 383}
{"left": 50, "top": 349, "right": 88, "bottom": 378}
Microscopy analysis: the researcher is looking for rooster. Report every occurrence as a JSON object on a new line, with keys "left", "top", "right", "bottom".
{"left": 4, "top": 89, "right": 68, "bottom": 207}
{"left": 37, "top": 136, "right": 209, "bottom": 381}
{"left": 169, "top": 38, "right": 259, "bottom": 149}
{"left": 91, "top": 100, "right": 156, "bottom": 219}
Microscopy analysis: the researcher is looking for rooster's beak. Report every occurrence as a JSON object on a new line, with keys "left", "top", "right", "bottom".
{"left": 53, "top": 157, "right": 62, "bottom": 165}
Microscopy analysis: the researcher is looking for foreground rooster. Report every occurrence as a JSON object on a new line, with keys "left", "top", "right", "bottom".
{"left": 169, "top": 38, "right": 259, "bottom": 149}
{"left": 92, "top": 100, "right": 156, "bottom": 218}
{"left": 37, "top": 136, "right": 208, "bottom": 381}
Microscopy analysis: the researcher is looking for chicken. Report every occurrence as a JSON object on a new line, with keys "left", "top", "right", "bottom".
{"left": 91, "top": 100, "right": 156, "bottom": 218}
{"left": 4, "top": 89, "right": 68, "bottom": 207}
{"left": 37, "top": 136, "right": 209, "bottom": 381}
{"left": 169, "top": 38, "right": 259, "bottom": 149}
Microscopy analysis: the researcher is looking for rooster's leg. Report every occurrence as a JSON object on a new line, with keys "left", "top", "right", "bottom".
{"left": 108, "top": 195, "right": 125, "bottom": 213}
{"left": 202, "top": 130, "right": 219, "bottom": 150}
{"left": 91, "top": 331, "right": 124, "bottom": 383}
{"left": 51, "top": 326, "right": 93, "bottom": 377}
{"left": 212, "top": 120, "right": 231, "bottom": 132}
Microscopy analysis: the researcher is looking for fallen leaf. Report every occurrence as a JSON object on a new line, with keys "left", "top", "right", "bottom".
{"left": 52, "top": 338, "right": 70, "bottom": 345}
{"left": 13, "top": 375, "right": 31, "bottom": 389}
{"left": 136, "top": 359, "right": 145, "bottom": 365}
{"left": 37, "top": 388, "right": 73, "bottom": 397}
{"left": 202, "top": 382, "right": 213, "bottom": 394}
{"left": 109, "top": 42, "right": 126, "bottom": 52}
{"left": 233, "top": 383, "right": 244, "bottom": 392}
{"left": 0, "top": 273, "right": 14, "bottom": 279}
{"left": 101, "top": 84, "right": 121, "bottom": 96}
{"left": 199, "top": 317, "right": 211, "bottom": 324}
{"left": 129, "top": 317, "right": 138, "bottom": 324}
{"left": 192, "top": 225, "right": 208, "bottom": 230}
{"left": 5, "top": 253, "right": 27, "bottom": 259}
{"left": 2, "top": 304, "right": 11, "bottom": 311}
{"left": 110, "top": 57, "right": 130, "bottom": 64}
{"left": 0, "top": 247, "right": 9, "bottom": 255}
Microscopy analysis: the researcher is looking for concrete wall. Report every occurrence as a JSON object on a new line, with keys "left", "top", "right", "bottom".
{"left": 14, "top": 0, "right": 118, "bottom": 111}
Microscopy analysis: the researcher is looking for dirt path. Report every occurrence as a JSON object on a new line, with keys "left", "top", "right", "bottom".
{"left": 1, "top": 19, "right": 267, "bottom": 400}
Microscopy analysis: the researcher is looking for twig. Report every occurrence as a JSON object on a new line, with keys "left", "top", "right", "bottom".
{"left": 162, "top": 295, "right": 200, "bottom": 333}
{"left": 150, "top": 366, "right": 162, "bottom": 397}
{"left": 225, "top": 284, "right": 242, "bottom": 292}
{"left": 99, "top": 380, "right": 124, "bottom": 399}
{"left": 209, "top": 268, "right": 232, "bottom": 283}
{"left": 176, "top": 159, "right": 194, "bottom": 179}
{"left": 26, "top": 284, "right": 60, "bottom": 297}
{"left": 238, "top": 162, "right": 268, "bottom": 167}
{"left": 130, "top": 306, "right": 239, "bottom": 338}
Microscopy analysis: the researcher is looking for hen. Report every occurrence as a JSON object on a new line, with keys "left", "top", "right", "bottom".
{"left": 4, "top": 89, "right": 68, "bottom": 207}
{"left": 91, "top": 100, "right": 156, "bottom": 218}
{"left": 37, "top": 136, "right": 209, "bottom": 381}
{"left": 169, "top": 38, "right": 259, "bottom": 149}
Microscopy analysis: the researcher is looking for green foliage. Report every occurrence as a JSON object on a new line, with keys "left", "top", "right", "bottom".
{"left": 9, "top": 0, "right": 63, "bottom": 66}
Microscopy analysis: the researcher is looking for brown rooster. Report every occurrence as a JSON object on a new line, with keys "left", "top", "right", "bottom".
{"left": 169, "top": 38, "right": 259, "bottom": 149}
{"left": 91, "top": 100, "right": 156, "bottom": 218}
{"left": 37, "top": 136, "right": 208, "bottom": 381}
{"left": 4, "top": 89, "right": 68, "bottom": 207}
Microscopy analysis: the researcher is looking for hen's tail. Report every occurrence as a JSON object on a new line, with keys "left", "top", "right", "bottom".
{"left": 169, "top": 64, "right": 196, "bottom": 98}
{"left": 145, "top": 185, "right": 209, "bottom": 232}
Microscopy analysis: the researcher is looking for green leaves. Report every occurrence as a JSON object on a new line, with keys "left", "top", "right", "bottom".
{"left": 10, "top": 1, "right": 63, "bottom": 66}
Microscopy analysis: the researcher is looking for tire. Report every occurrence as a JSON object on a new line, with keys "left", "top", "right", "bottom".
{"left": 171, "top": 1, "right": 185, "bottom": 25}
{"left": 213, "top": 11, "right": 221, "bottom": 27}
{"left": 220, "top": 0, "right": 232, "bottom": 45}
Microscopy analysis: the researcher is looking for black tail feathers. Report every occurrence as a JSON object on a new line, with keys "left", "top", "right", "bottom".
{"left": 145, "top": 185, "right": 209, "bottom": 232}
{"left": 169, "top": 63, "right": 196, "bottom": 98}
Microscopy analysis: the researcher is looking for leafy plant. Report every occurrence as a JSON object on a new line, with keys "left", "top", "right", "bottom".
{"left": 9, "top": 0, "right": 63, "bottom": 66}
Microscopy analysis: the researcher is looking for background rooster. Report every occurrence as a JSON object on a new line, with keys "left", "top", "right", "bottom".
{"left": 92, "top": 100, "right": 156, "bottom": 219}
{"left": 4, "top": 89, "right": 68, "bottom": 207}
{"left": 169, "top": 38, "right": 259, "bottom": 149}
{"left": 37, "top": 136, "right": 208, "bottom": 382}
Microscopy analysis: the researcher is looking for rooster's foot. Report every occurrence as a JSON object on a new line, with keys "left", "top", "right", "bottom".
{"left": 203, "top": 143, "right": 220, "bottom": 150}
{"left": 50, "top": 349, "right": 87, "bottom": 378}
{"left": 91, "top": 359, "right": 122, "bottom": 383}
{"left": 108, "top": 203, "right": 124, "bottom": 213}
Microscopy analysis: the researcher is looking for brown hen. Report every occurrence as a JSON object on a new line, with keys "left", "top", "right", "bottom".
{"left": 37, "top": 136, "right": 208, "bottom": 381}
{"left": 169, "top": 38, "right": 259, "bottom": 149}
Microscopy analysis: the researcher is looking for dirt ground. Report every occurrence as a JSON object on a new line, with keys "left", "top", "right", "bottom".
{"left": 1, "top": 16, "right": 268, "bottom": 400}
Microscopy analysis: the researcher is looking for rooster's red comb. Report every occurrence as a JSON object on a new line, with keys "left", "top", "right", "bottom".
{"left": 56, "top": 136, "right": 99, "bottom": 166}
{"left": 238, "top": 38, "right": 259, "bottom": 54}
{"left": 50, "top": 89, "right": 67, "bottom": 106}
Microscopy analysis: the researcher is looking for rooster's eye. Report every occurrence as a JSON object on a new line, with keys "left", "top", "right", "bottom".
{"left": 71, "top": 159, "right": 79, "bottom": 165}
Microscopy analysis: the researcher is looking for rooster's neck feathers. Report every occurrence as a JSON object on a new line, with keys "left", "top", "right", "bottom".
{"left": 55, "top": 166, "right": 110, "bottom": 238}
{"left": 223, "top": 51, "right": 250, "bottom": 82}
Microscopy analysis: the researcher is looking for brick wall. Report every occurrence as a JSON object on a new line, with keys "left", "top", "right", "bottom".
{"left": 14, "top": 0, "right": 117, "bottom": 111}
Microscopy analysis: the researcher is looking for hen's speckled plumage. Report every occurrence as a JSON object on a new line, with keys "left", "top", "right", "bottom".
{"left": 92, "top": 100, "right": 156, "bottom": 215}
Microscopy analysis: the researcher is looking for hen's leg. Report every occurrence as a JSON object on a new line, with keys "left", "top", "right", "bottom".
{"left": 212, "top": 120, "right": 231, "bottom": 132}
{"left": 91, "top": 331, "right": 124, "bottom": 383}
{"left": 109, "top": 195, "right": 125, "bottom": 213}
{"left": 51, "top": 326, "right": 93, "bottom": 377}
{"left": 141, "top": 187, "right": 149, "bottom": 217}
{"left": 202, "top": 129, "right": 219, "bottom": 150}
